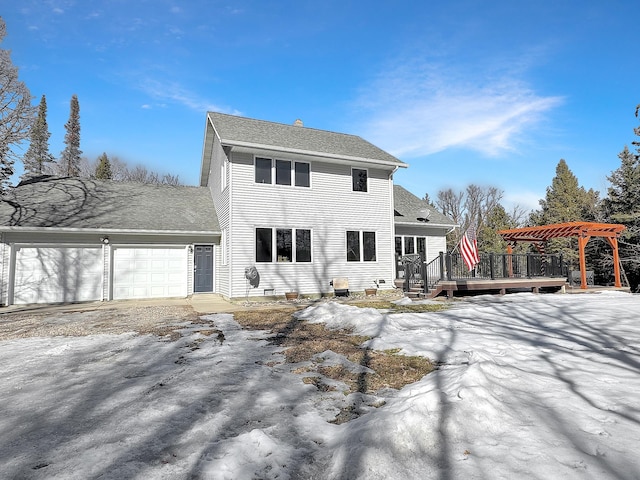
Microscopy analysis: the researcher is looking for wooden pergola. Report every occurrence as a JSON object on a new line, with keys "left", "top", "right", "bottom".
{"left": 498, "top": 222, "right": 626, "bottom": 289}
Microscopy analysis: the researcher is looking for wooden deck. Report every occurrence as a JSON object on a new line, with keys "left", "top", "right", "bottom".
{"left": 429, "top": 277, "right": 569, "bottom": 299}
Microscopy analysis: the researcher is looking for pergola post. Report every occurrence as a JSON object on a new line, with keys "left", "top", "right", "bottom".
{"left": 578, "top": 235, "right": 590, "bottom": 289}
{"left": 606, "top": 236, "right": 622, "bottom": 288}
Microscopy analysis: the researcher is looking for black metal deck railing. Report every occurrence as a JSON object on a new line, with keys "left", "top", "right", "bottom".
{"left": 399, "top": 252, "right": 569, "bottom": 294}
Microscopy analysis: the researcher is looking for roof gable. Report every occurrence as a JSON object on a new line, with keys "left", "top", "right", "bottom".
{"left": 0, "top": 176, "right": 219, "bottom": 233}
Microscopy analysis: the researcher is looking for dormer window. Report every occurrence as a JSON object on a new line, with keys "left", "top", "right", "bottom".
{"left": 352, "top": 168, "right": 368, "bottom": 192}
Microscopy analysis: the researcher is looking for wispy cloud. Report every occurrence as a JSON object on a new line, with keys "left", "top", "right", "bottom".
{"left": 354, "top": 61, "right": 563, "bottom": 159}
{"left": 503, "top": 190, "right": 542, "bottom": 213}
{"left": 138, "top": 78, "right": 240, "bottom": 115}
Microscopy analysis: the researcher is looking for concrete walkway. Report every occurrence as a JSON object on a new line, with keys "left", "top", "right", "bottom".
{"left": 0, "top": 294, "right": 248, "bottom": 316}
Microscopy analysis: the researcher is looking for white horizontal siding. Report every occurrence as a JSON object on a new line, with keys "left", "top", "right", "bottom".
{"left": 208, "top": 134, "right": 231, "bottom": 297}
{"left": 427, "top": 236, "right": 447, "bottom": 263}
{"left": 227, "top": 151, "right": 395, "bottom": 297}
{"left": 0, "top": 236, "right": 7, "bottom": 305}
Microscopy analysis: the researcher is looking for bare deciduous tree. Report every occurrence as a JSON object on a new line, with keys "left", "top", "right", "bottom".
{"left": 436, "top": 184, "right": 508, "bottom": 250}
{"left": 0, "top": 17, "right": 36, "bottom": 192}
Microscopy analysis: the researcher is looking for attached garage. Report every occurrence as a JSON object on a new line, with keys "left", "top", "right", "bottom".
{"left": 0, "top": 177, "right": 220, "bottom": 306}
{"left": 112, "top": 246, "right": 188, "bottom": 300}
{"left": 13, "top": 246, "right": 103, "bottom": 304}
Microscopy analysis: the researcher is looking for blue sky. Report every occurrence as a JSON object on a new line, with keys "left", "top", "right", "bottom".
{"left": 2, "top": 0, "right": 639, "bottom": 212}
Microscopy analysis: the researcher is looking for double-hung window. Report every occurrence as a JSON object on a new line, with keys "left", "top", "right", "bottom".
{"left": 352, "top": 168, "right": 368, "bottom": 192}
{"left": 276, "top": 160, "right": 291, "bottom": 185}
{"left": 255, "top": 157, "right": 310, "bottom": 187}
{"left": 346, "top": 230, "right": 376, "bottom": 262}
{"left": 294, "top": 162, "right": 310, "bottom": 187}
{"left": 255, "top": 157, "right": 272, "bottom": 184}
{"left": 256, "top": 228, "right": 312, "bottom": 263}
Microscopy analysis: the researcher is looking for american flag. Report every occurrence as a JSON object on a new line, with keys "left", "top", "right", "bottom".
{"left": 460, "top": 225, "right": 479, "bottom": 271}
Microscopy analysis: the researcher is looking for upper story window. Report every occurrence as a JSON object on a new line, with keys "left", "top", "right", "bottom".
{"left": 255, "top": 157, "right": 272, "bottom": 184}
{"left": 295, "top": 162, "right": 310, "bottom": 187}
{"left": 255, "top": 157, "right": 310, "bottom": 187}
{"left": 276, "top": 160, "right": 291, "bottom": 185}
{"left": 352, "top": 168, "right": 368, "bottom": 192}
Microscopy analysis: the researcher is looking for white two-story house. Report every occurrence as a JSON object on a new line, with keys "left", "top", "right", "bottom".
{"left": 0, "top": 113, "right": 455, "bottom": 305}
{"left": 200, "top": 113, "right": 455, "bottom": 298}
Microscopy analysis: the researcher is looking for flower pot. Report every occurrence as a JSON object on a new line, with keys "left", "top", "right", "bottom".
{"left": 285, "top": 292, "right": 299, "bottom": 301}
{"left": 364, "top": 288, "right": 377, "bottom": 296}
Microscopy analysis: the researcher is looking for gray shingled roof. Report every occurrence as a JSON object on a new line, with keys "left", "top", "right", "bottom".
{"left": 209, "top": 112, "right": 406, "bottom": 166}
{"left": 0, "top": 176, "right": 219, "bottom": 232}
{"left": 393, "top": 185, "right": 457, "bottom": 227}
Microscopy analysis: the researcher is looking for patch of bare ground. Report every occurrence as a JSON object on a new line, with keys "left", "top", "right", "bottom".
{"left": 232, "top": 306, "right": 436, "bottom": 396}
{"left": 0, "top": 305, "right": 210, "bottom": 341}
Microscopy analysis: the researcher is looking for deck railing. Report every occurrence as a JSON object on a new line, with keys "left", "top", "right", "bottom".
{"left": 414, "top": 252, "right": 569, "bottom": 294}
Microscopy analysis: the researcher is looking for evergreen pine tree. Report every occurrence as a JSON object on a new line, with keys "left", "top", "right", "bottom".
{"left": 59, "top": 94, "right": 82, "bottom": 177}
{"left": 22, "top": 95, "right": 54, "bottom": 178}
{"left": 531, "top": 159, "right": 599, "bottom": 267}
{"left": 478, "top": 204, "right": 516, "bottom": 253}
{"left": 95, "top": 152, "right": 112, "bottom": 179}
{"left": 602, "top": 109, "right": 640, "bottom": 290}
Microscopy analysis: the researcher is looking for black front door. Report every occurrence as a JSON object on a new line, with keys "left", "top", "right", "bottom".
{"left": 194, "top": 245, "right": 213, "bottom": 293}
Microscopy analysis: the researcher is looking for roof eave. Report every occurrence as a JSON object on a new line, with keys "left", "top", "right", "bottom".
{"left": 0, "top": 226, "right": 221, "bottom": 236}
{"left": 394, "top": 221, "right": 458, "bottom": 228}
{"left": 223, "top": 139, "right": 408, "bottom": 168}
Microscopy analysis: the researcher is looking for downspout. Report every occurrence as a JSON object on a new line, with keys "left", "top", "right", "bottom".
{"left": 226, "top": 146, "right": 233, "bottom": 300}
{"left": 389, "top": 167, "right": 399, "bottom": 284}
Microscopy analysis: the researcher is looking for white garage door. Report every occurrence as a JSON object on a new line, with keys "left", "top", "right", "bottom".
{"left": 13, "top": 246, "right": 103, "bottom": 304}
{"left": 113, "top": 247, "right": 188, "bottom": 300}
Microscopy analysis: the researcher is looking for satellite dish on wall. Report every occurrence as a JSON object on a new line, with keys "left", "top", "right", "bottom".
{"left": 417, "top": 208, "right": 431, "bottom": 222}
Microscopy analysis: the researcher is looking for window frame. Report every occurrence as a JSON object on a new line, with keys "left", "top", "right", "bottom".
{"left": 255, "top": 227, "right": 273, "bottom": 262}
{"left": 254, "top": 156, "right": 311, "bottom": 188}
{"left": 255, "top": 157, "right": 273, "bottom": 184}
{"left": 404, "top": 236, "right": 415, "bottom": 255}
{"left": 346, "top": 230, "right": 377, "bottom": 262}
{"left": 352, "top": 167, "right": 368, "bottom": 192}
{"left": 294, "top": 161, "right": 310, "bottom": 187}
{"left": 255, "top": 227, "right": 313, "bottom": 263}
{"left": 275, "top": 159, "right": 292, "bottom": 186}
{"left": 295, "top": 228, "right": 312, "bottom": 262}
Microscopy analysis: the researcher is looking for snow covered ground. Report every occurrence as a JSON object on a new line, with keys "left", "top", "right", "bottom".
{"left": 1, "top": 292, "right": 639, "bottom": 479}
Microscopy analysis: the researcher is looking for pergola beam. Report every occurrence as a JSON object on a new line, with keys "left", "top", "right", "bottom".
{"left": 498, "top": 222, "right": 626, "bottom": 289}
